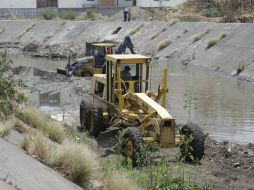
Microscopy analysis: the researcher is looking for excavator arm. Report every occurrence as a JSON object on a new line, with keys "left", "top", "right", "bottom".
{"left": 115, "top": 36, "right": 136, "bottom": 54}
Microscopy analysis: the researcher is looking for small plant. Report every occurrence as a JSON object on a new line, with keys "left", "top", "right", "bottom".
{"left": 201, "top": 8, "right": 221, "bottom": 17}
{"left": 234, "top": 62, "right": 245, "bottom": 76}
{"left": 60, "top": 10, "right": 76, "bottom": 20}
{"left": 150, "top": 27, "right": 167, "bottom": 40}
{"left": 158, "top": 39, "right": 172, "bottom": 51}
{"left": 220, "top": 32, "right": 228, "bottom": 39}
{"left": 206, "top": 39, "right": 218, "bottom": 49}
{"left": 177, "top": 35, "right": 181, "bottom": 39}
{"left": 130, "top": 24, "right": 144, "bottom": 35}
{"left": 42, "top": 9, "right": 56, "bottom": 20}
{"left": 193, "top": 29, "right": 211, "bottom": 43}
{"left": 183, "top": 29, "right": 188, "bottom": 33}
{"left": 43, "top": 35, "right": 52, "bottom": 43}
{"left": 170, "top": 20, "right": 177, "bottom": 26}
{"left": 184, "top": 88, "right": 197, "bottom": 122}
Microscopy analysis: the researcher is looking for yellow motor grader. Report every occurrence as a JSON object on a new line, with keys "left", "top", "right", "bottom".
{"left": 79, "top": 54, "right": 205, "bottom": 162}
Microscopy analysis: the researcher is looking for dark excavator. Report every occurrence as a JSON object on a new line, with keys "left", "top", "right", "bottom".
{"left": 57, "top": 36, "right": 136, "bottom": 77}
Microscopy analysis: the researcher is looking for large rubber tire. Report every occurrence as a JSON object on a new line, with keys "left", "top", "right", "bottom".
{"left": 122, "top": 128, "right": 144, "bottom": 165}
{"left": 86, "top": 107, "right": 106, "bottom": 137}
{"left": 79, "top": 100, "right": 88, "bottom": 132}
{"left": 180, "top": 122, "right": 205, "bottom": 162}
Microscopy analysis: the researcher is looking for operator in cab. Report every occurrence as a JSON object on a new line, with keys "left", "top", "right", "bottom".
{"left": 121, "top": 66, "right": 132, "bottom": 80}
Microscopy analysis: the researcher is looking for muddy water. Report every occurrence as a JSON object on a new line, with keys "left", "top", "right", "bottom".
{"left": 10, "top": 53, "right": 254, "bottom": 144}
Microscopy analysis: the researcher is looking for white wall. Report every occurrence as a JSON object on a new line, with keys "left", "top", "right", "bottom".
{"left": 137, "top": 0, "right": 185, "bottom": 7}
{"left": 118, "top": 0, "right": 133, "bottom": 7}
{"left": 0, "top": 0, "right": 36, "bottom": 8}
{"left": 58, "top": 0, "right": 98, "bottom": 8}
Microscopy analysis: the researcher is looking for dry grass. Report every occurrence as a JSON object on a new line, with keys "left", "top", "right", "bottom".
{"left": 206, "top": 39, "right": 219, "bottom": 49}
{"left": 193, "top": 28, "right": 211, "bottom": 43}
{"left": 49, "top": 140, "right": 98, "bottom": 186}
{"left": 22, "top": 107, "right": 64, "bottom": 143}
{"left": 158, "top": 39, "right": 172, "bottom": 51}
{"left": 150, "top": 27, "right": 167, "bottom": 40}
{"left": 106, "top": 171, "right": 140, "bottom": 190}
{"left": 130, "top": 24, "right": 144, "bottom": 35}
{"left": 0, "top": 120, "right": 14, "bottom": 137}
{"left": 21, "top": 134, "right": 98, "bottom": 187}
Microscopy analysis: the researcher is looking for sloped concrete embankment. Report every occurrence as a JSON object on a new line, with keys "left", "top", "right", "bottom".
{"left": 0, "top": 20, "right": 254, "bottom": 81}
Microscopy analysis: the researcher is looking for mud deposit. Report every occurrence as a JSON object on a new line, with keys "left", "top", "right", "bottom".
{"left": 202, "top": 138, "right": 254, "bottom": 190}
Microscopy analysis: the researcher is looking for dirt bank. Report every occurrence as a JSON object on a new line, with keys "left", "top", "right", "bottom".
{"left": 1, "top": 20, "right": 254, "bottom": 81}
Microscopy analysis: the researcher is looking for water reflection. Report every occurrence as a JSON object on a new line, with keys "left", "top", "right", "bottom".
{"left": 151, "top": 62, "right": 254, "bottom": 144}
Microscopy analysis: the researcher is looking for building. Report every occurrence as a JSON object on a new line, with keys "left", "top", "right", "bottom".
{"left": 0, "top": 0, "right": 183, "bottom": 8}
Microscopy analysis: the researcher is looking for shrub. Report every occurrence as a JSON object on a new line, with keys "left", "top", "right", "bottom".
{"left": 60, "top": 10, "right": 76, "bottom": 20}
{"left": 0, "top": 54, "right": 26, "bottom": 117}
{"left": 201, "top": 8, "right": 221, "bottom": 17}
{"left": 158, "top": 39, "right": 172, "bottom": 51}
{"left": 42, "top": 10, "right": 56, "bottom": 20}
{"left": 206, "top": 39, "right": 218, "bottom": 49}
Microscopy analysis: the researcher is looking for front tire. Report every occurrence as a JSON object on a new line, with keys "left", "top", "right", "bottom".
{"left": 122, "top": 128, "right": 144, "bottom": 165}
{"left": 180, "top": 122, "right": 205, "bottom": 162}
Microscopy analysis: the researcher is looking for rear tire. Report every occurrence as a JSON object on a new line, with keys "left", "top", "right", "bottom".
{"left": 180, "top": 122, "right": 205, "bottom": 162}
{"left": 122, "top": 128, "right": 144, "bottom": 165}
{"left": 79, "top": 100, "right": 88, "bottom": 132}
{"left": 86, "top": 107, "right": 106, "bottom": 137}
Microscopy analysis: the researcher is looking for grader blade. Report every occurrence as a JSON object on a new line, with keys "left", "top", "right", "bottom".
{"left": 96, "top": 128, "right": 119, "bottom": 148}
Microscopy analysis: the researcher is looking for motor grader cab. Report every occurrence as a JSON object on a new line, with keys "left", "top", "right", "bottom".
{"left": 57, "top": 36, "right": 136, "bottom": 77}
{"left": 80, "top": 54, "right": 205, "bottom": 163}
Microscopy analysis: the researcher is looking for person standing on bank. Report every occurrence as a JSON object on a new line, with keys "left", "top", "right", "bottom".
{"left": 123, "top": 8, "right": 128, "bottom": 22}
